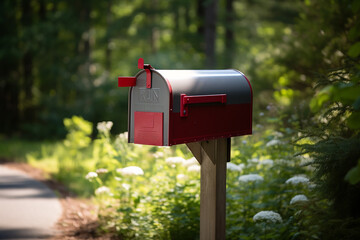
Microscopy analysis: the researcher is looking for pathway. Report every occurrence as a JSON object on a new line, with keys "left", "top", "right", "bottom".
{"left": 0, "top": 165, "right": 62, "bottom": 239}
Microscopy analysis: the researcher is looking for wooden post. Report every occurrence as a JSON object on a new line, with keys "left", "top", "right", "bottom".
{"left": 187, "top": 138, "right": 230, "bottom": 240}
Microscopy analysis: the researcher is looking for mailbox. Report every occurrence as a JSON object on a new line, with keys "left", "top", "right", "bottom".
{"left": 118, "top": 58, "right": 252, "bottom": 146}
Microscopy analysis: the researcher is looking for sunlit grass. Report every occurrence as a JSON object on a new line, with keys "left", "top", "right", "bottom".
{"left": 0, "top": 138, "right": 56, "bottom": 162}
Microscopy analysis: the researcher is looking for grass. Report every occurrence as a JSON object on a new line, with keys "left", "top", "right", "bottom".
{"left": 0, "top": 136, "right": 95, "bottom": 197}
{"left": 0, "top": 136, "right": 56, "bottom": 162}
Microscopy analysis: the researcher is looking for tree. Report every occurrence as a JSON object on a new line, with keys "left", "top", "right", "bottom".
{"left": 277, "top": 0, "right": 360, "bottom": 238}
{"left": 0, "top": 0, "right": 21, "bottom": 135}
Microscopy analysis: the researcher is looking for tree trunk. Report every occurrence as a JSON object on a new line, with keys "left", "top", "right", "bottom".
{"left": 21, "top": 0, "right": 34, "bottom": 103}
{"left": 204, "top": 0, "right": 218, "bottom": 69}
{"left": 105, "top": 0, "right": 112, "bottom": 73}
{"left": 21, "top": 0, "right": 35, "bottom": 123}
{"left": 224, "top": 0, "right": 235, "bottom": 68}
{"left": 0, "top": 0, "right": 21, "bottom": 134}
{"left": 196, "top": 0, "right": 205, "bottom": 54}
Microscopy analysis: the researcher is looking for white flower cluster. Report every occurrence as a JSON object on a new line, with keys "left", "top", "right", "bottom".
{"left": 118, "top": 132, "right": 128, "bottom": 141}
{"left": 97, "top": 121, "right": 113, "bottom": 133}
{"left": 187, "top": 165, "right": 201, "bottom": 173}
{"left": 85, "top": 172, "right": 98, "bottom": 180}
{"left": 290, "top": 194, "right": 308, "bottom": 205}
{"left": 153, "top": 151, "right": 164, "bottom": 159}
{"left": 95, "top": 186, "right": 112, "bottom": 195}
{"left": 285, "top": 176, "right": 310, "bottom": 185}
{"left": 183, "top": 157, "right": 199, "bottom": 167}
{"left": 180, "top": 157, "right": 200, "bottom": 172}
{"left": 253, "top": 211, "right": 282, "bottom": 223}
{"left": 117, "top": 166, "right": 144, "bottom": 176}
{"left": 121, "top": 183, "right": 130, "bottom": 191}
{"left": 259, "top": 159, "right": 274, "bottom": 166}
{"left": 166, "top": 157, "right": 185, "bottom": 165}
{"left": 176, "top": 174, "right": 187, "bottom": 181}
{"left": 266, "top": 139, "right": 282, "bottom": 147}
{"left": 239, "top": 174, "right": 264, "bottom": 183}
{"left": 227, "top": 162, "right": 244, "bottom": 172}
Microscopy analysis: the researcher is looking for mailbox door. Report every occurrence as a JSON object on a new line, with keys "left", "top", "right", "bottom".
{"left": 128, "top": 71, "right": 171, "bottom": 146}
{"left": 134, "top": 112, "right": 163, "bottom": 145}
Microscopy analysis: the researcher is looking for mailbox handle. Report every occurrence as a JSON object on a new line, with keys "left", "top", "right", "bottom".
{"left": 180, "top": 94, "right": 227, "bottom": 117}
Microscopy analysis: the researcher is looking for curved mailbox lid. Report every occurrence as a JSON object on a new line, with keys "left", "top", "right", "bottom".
{"left": 155, "top": 69, "right": 252, "bottom": 113}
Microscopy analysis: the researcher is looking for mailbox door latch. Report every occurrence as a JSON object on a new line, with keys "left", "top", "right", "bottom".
{"left": 180, "top": 94, "right": 227, "bottom": 117}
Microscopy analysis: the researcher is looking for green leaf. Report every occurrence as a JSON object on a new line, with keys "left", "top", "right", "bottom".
{"left": 353, "top": 97, "right": 360, "bottom": 110}
{"left": 309, "top": 86, "right": 332, "bottom": 112}
{"left": 333, "top": 85, "right": 360, "bottom": 105}
{"left": 347, "top": 112, "right": 360, "bottom": 130}
{"left": 348, "top": 42, "right": 360, "bottom": 58}
{"left": 352, "top": 0, "right": 360, "bottom": 13}
{"left": 345, "top": 161, "right": 360, "bottom": 185}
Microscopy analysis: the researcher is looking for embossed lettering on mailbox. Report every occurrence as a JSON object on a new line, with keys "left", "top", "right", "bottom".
{"left": 139, "top": 88, "right": 160, "bottom": 103}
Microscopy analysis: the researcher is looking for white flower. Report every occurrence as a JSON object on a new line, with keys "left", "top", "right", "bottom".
{"left": 117, "top": 166, "right": 144, "bottom": 176}
{"left": 95, "top": 186, "right": 111, "bottom": 195}
{"left": 176, "top": 174, "right": 187, "bottom": 181}
{"left": 239, "top": 174, "right": 264, "bottom": 183}
{"left": 122, "top": 183, "right": 131, "bottom": 191}
{"left": 253, "top": 211, "right": 282, "bottom": 223}
{"left": 165, "top": 157, "right": 185, "bottom": 165}
{"left": 260, "top": 159, "right": 274, "bottom": 166}
{"left": 227, "top": 162, "right": 242, "bottom": 172}
{"left": 187, "top": 165, "right": 201, "bottom": 173}
{"left": 259, "top": 112, "right": 265, "bottom": 116}
{"left": 97, "top": 121, "right": 113, "bottom": 132}
{"left": 96, "top": 168, "right": 108, "bottom": 174}
{"left": 266, "top": 139, "right": 282, "bottom": 147}
{"left": 290, "top": 194, "right": 309, "bottom": 205}
{"left": 285, "top": 176, "right": 310, "bottom": 185}
{"left": 85, "top": 172, "right": 98, "bottom": 180}
{"left": 183, "top": 157, "right": 199, "bottom": 167}
{"left": 118, "top": 132, "right": 128, "bottom": 140}
{"left": 249, "top": 158, "right": 259, "bottom": 164}
{"left": 153, "top": 151, "right": 164, "bottom": 158}
{"left": 273, "top": 131, "right": 284, "bottom": 138}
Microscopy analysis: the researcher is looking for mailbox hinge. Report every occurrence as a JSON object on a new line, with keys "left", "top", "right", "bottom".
{"left": 180, "top": 94, "right": 227, "bottom": 117}
{"left": 138, "top": 58, "right": 154, "bottom": 88}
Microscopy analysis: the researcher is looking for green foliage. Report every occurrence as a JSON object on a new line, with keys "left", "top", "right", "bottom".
{"left": 345, "top": 160, "right": 360, "bottom": 185}
{"left": 1, "top": 0, "right": 304, "bottom": 138}
{"left": 63, "top": 116, "right": 92, "bottom": 149}
{"left": 274, "top": 0, "right": 360, "bottom": 238}
{"left": 20, "top": 115, "right": 322, "bottom": 239}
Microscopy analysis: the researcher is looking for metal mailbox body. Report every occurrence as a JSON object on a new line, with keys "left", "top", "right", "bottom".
{"left": 120, "top": 62, "right": 252, "bottom": 146}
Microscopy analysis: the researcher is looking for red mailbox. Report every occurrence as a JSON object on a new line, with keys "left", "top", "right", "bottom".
{"left": 118, "top": 58, "right": 252, "bottom": 146}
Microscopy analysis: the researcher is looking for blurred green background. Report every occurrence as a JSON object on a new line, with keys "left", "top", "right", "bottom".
{"left": 0, "top": 0, "right": 312, "bottom": 139}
